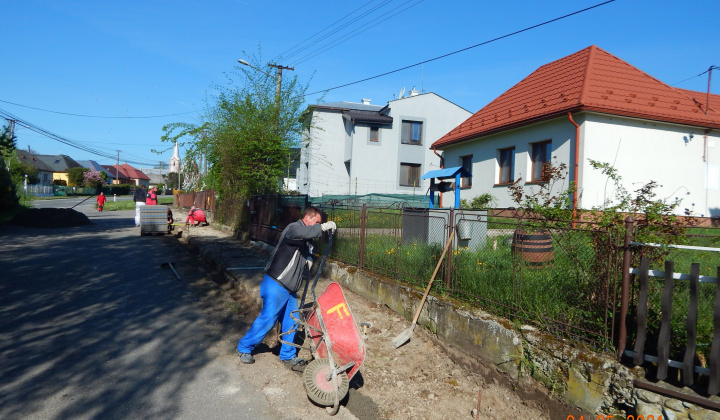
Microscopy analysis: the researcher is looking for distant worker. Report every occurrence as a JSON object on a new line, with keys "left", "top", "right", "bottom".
{"left": 96, "top": 192, "right": 107, "bottom": 212}
{"left": 133, "top": 185, "right": 147, "bottom": 226}
{"left": 185, "top": 206, "right": 207, "bottom": 226}
{"left": 145, "top": 186, "right": 158, "bottom": 205}
{"left": 167, "top": 207, "right": 174, "bottom": 231}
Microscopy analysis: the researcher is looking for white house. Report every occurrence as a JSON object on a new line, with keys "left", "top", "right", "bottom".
{"left": 432, "top": 45, "right": 720, "bottom": 217}
{"left": 297, "top": 91, "right": 472, "bottom": 197}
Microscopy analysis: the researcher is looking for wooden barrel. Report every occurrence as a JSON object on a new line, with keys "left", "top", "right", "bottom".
{"left": 511, "top": 229, "right": 554, "bottom": 266}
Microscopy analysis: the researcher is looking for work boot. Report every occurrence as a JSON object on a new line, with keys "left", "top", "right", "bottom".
{"left": 237, "top": 350, "right": 255, "bottom": 364}
{"left": 282, "top": 356, "right": 307, "bottom": 372}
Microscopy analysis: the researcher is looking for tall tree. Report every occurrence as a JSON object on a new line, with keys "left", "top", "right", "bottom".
{"left": 0, "top": 125, "right": 19, "bottom": 209}
{"left": 160, "top": 51, "right": 314, "bottom": 227}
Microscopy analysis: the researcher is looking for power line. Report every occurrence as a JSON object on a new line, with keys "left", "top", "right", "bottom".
{"left": 0, "top": 98, "right": 200, "bottom": 119}
{"left": 283, "top": 0, "right": 396, "bottom": 63}
{"left": 672, "top": 65, "right": 720, "bottom": 86}
{"left": 0, "top": 108, "right": 158, "bottom": 167}
{"left": 271, "top": 0, "right": 381, "bottom": 63}
{"left": 293, "top": 0, "right": 424, "bottom": 66}
{"left": 305, "top": 0, "right": 617, "bottom": 97}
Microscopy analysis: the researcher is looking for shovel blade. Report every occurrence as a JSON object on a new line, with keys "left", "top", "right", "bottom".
{"left": 392, "top": 328, "right": 413, "bottom": 348}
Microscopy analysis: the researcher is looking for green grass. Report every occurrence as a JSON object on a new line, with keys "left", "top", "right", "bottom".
{"left": 328, "top": 207, "right": 718, "bottom": 351}
{"left": 332, "top": 226, "right": 613, "bottom": 344}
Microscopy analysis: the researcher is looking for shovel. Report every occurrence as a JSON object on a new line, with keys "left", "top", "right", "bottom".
{"left": 393, "top": 229, "right": 455, "bottom": 349}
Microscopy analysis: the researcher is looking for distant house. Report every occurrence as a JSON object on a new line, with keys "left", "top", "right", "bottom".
{"left": 102, "top": 165, "right": 130, "bottom": 185}
{"left": 32, "top": 154, "right": 82, "bottom": 185}
{"left": 78, "top": 160, "right": 107, "bottom": 173}
{"left": 15, "top": 150, "right": 55, "bottom": 185}
{"left": 78, "top": 160, "right": 111, "bottom": 183}
{"left": 147, "top": 173, "right": 165, "bottom": 189}
{"left": 297, "top": 92, "right": 472, "bottom": 197}
{"left": 103, "top": 163, "right": 150, "bottom": 188}
{"left": 432, "top": 45, "right": 720, "bottom": 216}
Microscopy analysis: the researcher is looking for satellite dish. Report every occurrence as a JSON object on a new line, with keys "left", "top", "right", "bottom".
{"left": 398, "top": 87, "right": 405, "bottom": 98}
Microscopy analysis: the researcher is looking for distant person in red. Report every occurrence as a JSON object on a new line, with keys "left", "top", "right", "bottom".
{"left": 145, "top": 186, "right": 158, "bottom": 205}
{"left": 185, "top": 206, "right": 207, "bottom": 226}
{"left": 96, "top": 192, "right": 107, "bottom": 212}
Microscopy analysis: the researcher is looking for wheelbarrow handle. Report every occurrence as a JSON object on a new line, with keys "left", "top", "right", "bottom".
{"left": 299, "top": 231, "right": 334, "bottom": 308}
{"left": 310, "top": 231, "right": 333, "bottom": 302}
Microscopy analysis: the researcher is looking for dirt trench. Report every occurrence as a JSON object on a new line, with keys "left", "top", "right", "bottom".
{"left": 171, "top": 226, "right": 583, "bottom": 419}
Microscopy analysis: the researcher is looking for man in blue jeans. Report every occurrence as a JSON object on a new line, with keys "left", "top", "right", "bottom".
{"left": 237, "top": 206, "right": 336, "bottom": 369}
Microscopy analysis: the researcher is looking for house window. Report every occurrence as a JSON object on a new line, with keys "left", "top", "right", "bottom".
{"left": 498, "top": 147, "right": 515, "bottom": 184}
{"left": 531, "top": 140, "right": 552, "bottom": 182}
{"left": 460, "top": 155, "right": 472, "bottom": 188}
{"left": 401, "top": 121, "right": 422, "bottom": 145}
{"left": 400, "top": 163, "right": 421, "bottom": 187}
{"left": 370, "top": 126, "right": 379, "bottom": 142}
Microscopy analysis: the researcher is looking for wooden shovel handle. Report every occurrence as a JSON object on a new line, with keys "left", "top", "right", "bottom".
{"left": 410, "top": 229, "right": 456, "bottom": 326}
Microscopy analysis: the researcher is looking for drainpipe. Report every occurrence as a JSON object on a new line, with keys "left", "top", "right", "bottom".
{"left": 568, "top": 112, "right": 580, "bottom": 227}
{"left": 433, "top": 147, "right": 444, "bottom": 208}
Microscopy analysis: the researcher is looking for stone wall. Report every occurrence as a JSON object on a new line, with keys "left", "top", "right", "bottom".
{"left": 635, "top": 389, "right": 720, "bottom": 420}
{"left": 325, "top": 260, "right": 643, "bottom": 415}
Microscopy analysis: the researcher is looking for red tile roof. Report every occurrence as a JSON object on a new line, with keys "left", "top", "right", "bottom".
{"left": 433, "top": 45, "right": 720, "bottom": 148}
{"left": 119, "top": 164, "right": 150, "bottom": 181}
{"left": 103, "top": 164, "right": 149, "bottom": 181}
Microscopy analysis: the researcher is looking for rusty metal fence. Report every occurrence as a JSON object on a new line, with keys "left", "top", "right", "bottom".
{"left": 317, "top": 204, "right": 621, "bottom": 349}
{"left": 175, "top": 190, "right": 216, "bottom": 210}
{"left": 247, "top": 194, "right": 309, "bottom": 245}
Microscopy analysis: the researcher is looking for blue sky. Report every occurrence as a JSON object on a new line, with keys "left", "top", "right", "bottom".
{"left": 1, "top": 0, "right": 718, "bottom": 169}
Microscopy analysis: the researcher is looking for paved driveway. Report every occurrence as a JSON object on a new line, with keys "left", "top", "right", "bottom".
{"left": 0, "top": 201, "right": 281, "bottom": 420}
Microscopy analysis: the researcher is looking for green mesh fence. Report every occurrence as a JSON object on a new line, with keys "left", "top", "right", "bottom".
{"left": 310, "top": 193, "right": 428, "bottom": 208}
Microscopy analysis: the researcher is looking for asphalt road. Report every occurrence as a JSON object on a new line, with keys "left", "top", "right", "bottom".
{"left": 0, "top": 199, "right": 282, "bottom": 419}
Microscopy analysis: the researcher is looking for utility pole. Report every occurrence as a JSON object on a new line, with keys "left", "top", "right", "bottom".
{"left": 115, "top": 150, "right": 121, "bottom": 185}
{"left": 706, "top": 65, "right": 718, "bottom": 115}
{"left": 201, "top": 129, "right": 208, "bottom": 175}
{"left": 267, "top": 63, "right": 294, "bottom": 108}
{"left": 7, "top": 119, "right": 15, "bottom": 140}
{"left": 268, "top": 63, "right": 293, "bottom": 190}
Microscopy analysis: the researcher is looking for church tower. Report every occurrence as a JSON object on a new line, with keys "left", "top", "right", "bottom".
{"left": 169, "top": 141, "right": 180, "bottom": 173}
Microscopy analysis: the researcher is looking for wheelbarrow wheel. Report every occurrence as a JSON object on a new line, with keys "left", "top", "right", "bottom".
{"left": 302, "top": 358, "right": 349, "bottom": 407}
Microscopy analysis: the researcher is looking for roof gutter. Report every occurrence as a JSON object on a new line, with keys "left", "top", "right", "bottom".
{"left": 568, "top": 112, "right": 580, "bottom": 227}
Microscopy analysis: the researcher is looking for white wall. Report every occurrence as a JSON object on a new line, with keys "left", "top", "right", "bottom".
{"left": 441, "top": 117, "right": 575, "bottom": 209}
{"left": 298, "top": 110, "right": 350, "bottom": 196}
{"left": 300, "top": 94, "right": 471, "bottom": 198}
{"left": 582, "top": 114, "right": 720, "bottom": 217}
{"left": 439, "top": 112, "right": 720, "bottom": 216}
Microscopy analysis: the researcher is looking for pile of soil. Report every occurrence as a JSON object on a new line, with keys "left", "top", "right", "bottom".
{"left": 8, "top": 208, "right": 92, "bottom": 228}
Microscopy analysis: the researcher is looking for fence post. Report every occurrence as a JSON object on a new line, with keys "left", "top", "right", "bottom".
{"left": 445, "top": 208, "right": 454, "bottom": 288}
{"left": 359, "top": 204, "right": 367, "bottom": 270}
{"left": 617, "top": 216, "right": 635, "bottom": 361}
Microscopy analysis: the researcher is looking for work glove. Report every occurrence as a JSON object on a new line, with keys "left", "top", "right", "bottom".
{"left": 320, "top": 221, "right": 337, "bottom": 233}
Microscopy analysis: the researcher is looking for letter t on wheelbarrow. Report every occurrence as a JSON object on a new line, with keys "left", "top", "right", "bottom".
{"left": 303, "top": 282, "right": 365, "bottom": 413}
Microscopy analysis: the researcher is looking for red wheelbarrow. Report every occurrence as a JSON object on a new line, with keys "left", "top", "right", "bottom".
{"left": 280, "top": 233, "right": 366, "bottom": 415}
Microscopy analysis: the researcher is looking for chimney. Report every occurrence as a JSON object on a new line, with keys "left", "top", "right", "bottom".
{"left": 361, "top": 98, "right": 371, "bottom": 105}
{"left": 409, "top": 87, "right": 419, "bottom": 97}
